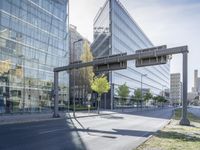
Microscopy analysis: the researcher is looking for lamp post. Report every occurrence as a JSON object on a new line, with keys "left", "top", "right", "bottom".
{"left": 72, "top": 39, "right": 83, "bottom": 117}
{"left": 141, "top": 74, "right": 147, "bottom": 110}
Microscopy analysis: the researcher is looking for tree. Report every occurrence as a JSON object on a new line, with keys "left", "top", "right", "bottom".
{"left": 134, "top": 89, "right": 142, "bottom": 99}
{"left": 91, "top": 75, "right": 110, "bottom": 114}
{"left": 0, "top": 59, "right": 11, "bottom": 75}
{"left": 116, "top": 83, "right": 130, "bottom": 112}
{"left": 80, "top": 41, "right": 94, "bottom": 103}
{"left": 80, "top": 41, "right": 94, "bottom": 84}
{"left": 143, "top": 91, "right": 153, "bottom": 105}
{"left": 134, "top": 89, "right": 142, "bottom": 109}
{"left": 153, "top": 95, "right": 167, "bottom": 108}
{"left": 15, "top": 65, "right": 23, "bottom": 78}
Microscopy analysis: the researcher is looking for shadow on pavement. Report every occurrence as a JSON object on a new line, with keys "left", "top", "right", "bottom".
{"left": 70, "top": 127, "right": 154, "bottom": 138}
{"left": 0, "top": 116, "right": 87, "bottom": 150}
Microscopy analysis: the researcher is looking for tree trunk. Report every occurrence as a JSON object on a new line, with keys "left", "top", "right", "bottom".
{"left": 122, "top": 99, "right": 124, "bottom": 112}
{"left": 97, "top": 95, "right": 101, "bottom": 114}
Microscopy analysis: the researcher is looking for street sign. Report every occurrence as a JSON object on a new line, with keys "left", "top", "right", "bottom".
{"left": 94, "top": 53, "right": 127, "bottom": 72}
{"left": 135, "top": 45, "right": 168, "bottom": 67}
{"left": 53, "top": 45, "right": 190, "bottom": 125}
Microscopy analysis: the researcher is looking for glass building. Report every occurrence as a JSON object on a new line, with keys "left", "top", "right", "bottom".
{"left": 91, "top": 0, "right": 170, "bottom": 109}
{"left": 0, "top": 0, "right": 69, "bottom": 113}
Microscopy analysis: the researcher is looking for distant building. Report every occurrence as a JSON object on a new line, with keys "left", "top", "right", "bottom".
{"left": 192, "top": 69, "right": 200, "bottom": 93}
{"left": 69, "top": 25, "right": 85, "bottom": 63}
{"left": 69, "top": 25, "right": 91, "bottom": 104}
{"left": 170, "top": 73, "right": 182, "bottom": 105}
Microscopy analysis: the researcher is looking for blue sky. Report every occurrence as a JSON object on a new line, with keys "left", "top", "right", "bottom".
{"left": 69, "top": 0, "right": 200, "bottom": 91}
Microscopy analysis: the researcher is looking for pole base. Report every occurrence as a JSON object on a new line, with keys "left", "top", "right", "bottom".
{"left": 179, "top": 118, "right": 190, "bottom": 126}
{"left": 53, "top": 113, "right": 60, "bottom": 118}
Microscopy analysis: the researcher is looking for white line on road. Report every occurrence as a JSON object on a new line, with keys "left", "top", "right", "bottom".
{"left": 38, "top": 128, "right": 68, "bottom": 134}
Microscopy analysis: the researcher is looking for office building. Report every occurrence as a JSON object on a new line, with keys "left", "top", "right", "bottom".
{"left": 170, "top": 73, "right": 182, "bottom": 105}
{"left": 91, "top": 0, "right": 170, "bottom": 109}
{"left": 0, "top": 0, "right": 69, "bottom": 113}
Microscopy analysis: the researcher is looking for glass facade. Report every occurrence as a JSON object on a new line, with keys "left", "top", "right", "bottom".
{"left": 92, "top": 0, "right": 170, "bottom": 108}
{"left": 0, "top": 0, "right": 69, "bottom": 113}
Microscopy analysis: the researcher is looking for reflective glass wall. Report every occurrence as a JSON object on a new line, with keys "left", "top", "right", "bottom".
{"left": 92, "top": 0, "right": 170, "bottom": 108}
{"left": 111, "top": 0, "right": 170, "bottom": 97}
{"left": 0, "top": 0, "right": 69, "bottom": 113}
{"left": 92, "top": 0, "right": 111, "bottom": 58}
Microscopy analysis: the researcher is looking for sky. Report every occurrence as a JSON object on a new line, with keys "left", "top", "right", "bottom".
{"left": 69, "top": 0, "right": 200, "bottom": 92}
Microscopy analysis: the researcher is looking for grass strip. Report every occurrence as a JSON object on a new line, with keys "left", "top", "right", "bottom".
{"left": 136, "top": 108, "right": 200, "bottom": 150}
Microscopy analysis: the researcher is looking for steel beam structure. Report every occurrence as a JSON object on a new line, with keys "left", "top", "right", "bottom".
{"left": 180, "top": 52, "right": 190, "bottom": 125}
{"left": 54, "top": 45, "right": 188, "bottom": 72}
{"left": 53, "top": 72, "right": 59, "bottom": 118}
{"left": 53, "top": 45, "right": 190, "bottom": 125}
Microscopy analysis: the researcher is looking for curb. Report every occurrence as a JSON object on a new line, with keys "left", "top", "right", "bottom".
{"left": 67, "top": 108, "right": 169, "bottom": 119}
{"left": 0, "top": 108, "right": 173, "bottom": 125}
{"left": 66, "top": 112, "right": 117, "bottom": 119}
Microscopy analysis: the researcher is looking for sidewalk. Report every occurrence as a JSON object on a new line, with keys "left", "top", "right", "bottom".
{"left": 67, "top": 106, "right": 166, "bottom": 118}
{"left": 0, "top": 107, "right": 170, "bottom": 125}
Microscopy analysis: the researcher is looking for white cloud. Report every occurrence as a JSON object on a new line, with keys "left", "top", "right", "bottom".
{"left": 69, "top": 0, "right": 106, "bottom": 41}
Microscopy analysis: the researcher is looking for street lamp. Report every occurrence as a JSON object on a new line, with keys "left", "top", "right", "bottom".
{"left": 72, "top": 39, "right": 83, "bottom": 117}
{"left": 141, "top": 74, "right": 147, "bottom": 110}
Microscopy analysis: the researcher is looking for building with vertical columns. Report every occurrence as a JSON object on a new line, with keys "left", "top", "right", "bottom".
{"left": 0, "top": 0, "right": 69, "bottom": 113}
{"left": 91, "top": 0, "right": 170, "bottom": 109}
{"left": 192, "top": 69, "right": 200, "bottom": 93}
{"left": 170, "top": 73, "right": 182, "bottom": 105}
{"left": 194, "top": 69, "right": 198, "bottom": 91}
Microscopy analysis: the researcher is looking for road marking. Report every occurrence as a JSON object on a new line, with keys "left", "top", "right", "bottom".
{"left": 38, "top": 128, "right": 68, "bottom": 134}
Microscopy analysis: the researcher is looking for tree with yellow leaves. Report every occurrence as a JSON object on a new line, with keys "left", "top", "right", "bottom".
{"left": 79, "top": 40, "right": 94, "bottom": 103}
{"left": 15, "top": 65, "right": 23, "bottom": 78}
{"left": 80, "top": 40, "right": 94, "bottom": 84}
{"left": 91, "top": 75, "right": 110, "bottom": 114}
{"left": 0, "top": 60, "right": 11, "bottom": 75}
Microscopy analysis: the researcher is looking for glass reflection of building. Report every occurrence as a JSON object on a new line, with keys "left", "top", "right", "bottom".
{"left": 0, "top": 0, "right": 69, "bottom": 113}
{"left": 91, "top": 0, "right": 170, "bottom": 109}
{"left": 69, "top": 24, "right": 91, "bottom": 105}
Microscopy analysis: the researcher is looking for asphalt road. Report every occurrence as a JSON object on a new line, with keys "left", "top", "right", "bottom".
{"left": 0, "top": 108, "right": 173, "bottom": 150}
{"left": 188, "top": 106, "right": 200, "bottom": 118}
